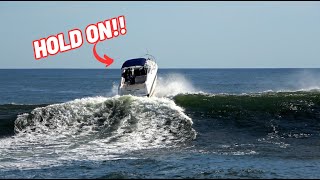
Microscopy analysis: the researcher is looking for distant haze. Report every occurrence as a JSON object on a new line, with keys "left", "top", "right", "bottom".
{"left": 1, "top": 1, "right": 320, "bottom": 69}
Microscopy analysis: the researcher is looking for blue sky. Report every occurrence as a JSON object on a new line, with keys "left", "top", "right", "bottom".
{"left": 0, "top": 1, "right": 320, "bottom": 68}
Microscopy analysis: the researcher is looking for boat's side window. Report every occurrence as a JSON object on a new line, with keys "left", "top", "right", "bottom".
{"left": 134, "top": 68, "right": 140, "bottom": 76}
{"left": 123, "top": 69, "right": 130, "bottom": 83}
{"left": 141, "top": 67, "right": 147, "bottom": 76}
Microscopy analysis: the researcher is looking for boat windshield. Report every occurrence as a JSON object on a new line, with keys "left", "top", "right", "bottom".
{"left": 122, "top": 67, "right": 148, "bottom": 85}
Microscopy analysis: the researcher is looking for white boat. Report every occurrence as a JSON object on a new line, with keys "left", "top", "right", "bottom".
{"left": 118, "top": 55, "right": 158, "bottom": 97}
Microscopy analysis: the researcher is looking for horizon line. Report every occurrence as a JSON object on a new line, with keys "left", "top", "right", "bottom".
{"left": 1, "top": 67, "right": 320, "bottom": 70}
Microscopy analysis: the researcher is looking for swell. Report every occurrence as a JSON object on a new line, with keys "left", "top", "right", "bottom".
{"left": 0, "top": 104, "right": 48, "bottom": 137}
{"left": 173, "top": 91, "right": 320, "bottom": 137}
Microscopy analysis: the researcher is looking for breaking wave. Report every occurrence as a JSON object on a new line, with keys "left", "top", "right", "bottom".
{"left": 0, "top": 95, "right": 196, "bottom": 169}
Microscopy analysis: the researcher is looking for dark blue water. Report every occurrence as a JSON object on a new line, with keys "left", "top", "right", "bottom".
{"left": 0, "top": 69, "right": 320, "bottom": 178}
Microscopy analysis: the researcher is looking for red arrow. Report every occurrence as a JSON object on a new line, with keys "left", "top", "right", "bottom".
{"left": 93, "top": 41, "right": 114, "bottom": 67}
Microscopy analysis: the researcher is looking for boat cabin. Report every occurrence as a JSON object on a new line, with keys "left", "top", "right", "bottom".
{"left": 119, "top": 56, "right": 158, "bottom": 97}
{"left": 121, "top": 58, "right": 150, "bottom": 85}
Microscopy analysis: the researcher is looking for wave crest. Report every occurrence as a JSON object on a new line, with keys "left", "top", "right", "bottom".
{"left": 14, "top": 95, "right": 196, "bottom": 151}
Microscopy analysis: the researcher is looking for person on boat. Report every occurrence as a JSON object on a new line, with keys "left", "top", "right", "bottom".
{"left": 129, "top": 68, "right": 135, "bottom": 84}
{"left": 123, "top": 69, "right": 130, "bottom": 83}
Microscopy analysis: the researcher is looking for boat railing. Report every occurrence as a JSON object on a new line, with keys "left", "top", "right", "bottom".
{"left": 144, "top": 54, "right": 157, "bottom": 63}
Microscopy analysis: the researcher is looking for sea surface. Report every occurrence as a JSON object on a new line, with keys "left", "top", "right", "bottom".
{"left": 0, "top": 68, "right": 320, "bottom": 179}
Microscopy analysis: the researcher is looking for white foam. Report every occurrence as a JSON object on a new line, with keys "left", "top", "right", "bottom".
{"left": 154, "top": 73, "right": 199, "bottom": 97}
{"left": 108, "top": 82, "right": 120, "bottom": 96}
{"left": 0, "top": 95, "right": 196, "bottom": 170}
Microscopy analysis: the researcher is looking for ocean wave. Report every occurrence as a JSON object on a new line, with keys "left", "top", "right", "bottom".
{"left": 0, "top": 95, "right": 196, "bottom": 169}
{"left": 260, "top": 88, "right": 320, "bottom": 93}
{"left": 173, "top": 92, "right": 320, "bottom": 138}
{"left": 0, "top": 90, "right": 319, "bottom": 170}
{"left": 0, "top": 104, "right": 48, "bottom": 137}
{"left": 0, "top": 95, "right": 197, "bottom": 169}
{"left": 15, "top": 95, "right": 196, "bottom": 144}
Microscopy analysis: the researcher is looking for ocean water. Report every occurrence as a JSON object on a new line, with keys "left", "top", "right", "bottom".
{"left": 0, "top": 68, "right": 320, "bottom": 179}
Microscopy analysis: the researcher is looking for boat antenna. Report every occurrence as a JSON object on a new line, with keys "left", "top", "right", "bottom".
{"left": 144, "top": 48, "right": 156, "bottom": 62}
